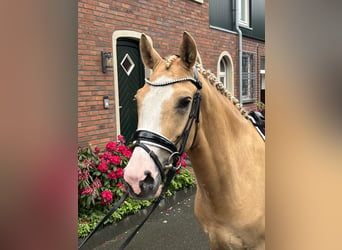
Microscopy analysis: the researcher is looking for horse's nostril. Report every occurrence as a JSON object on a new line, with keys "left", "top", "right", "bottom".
{"left": 144, "top": 172, "right": 154, "bottom": 185}
{"left": 139, "top": 171, "right": 154, "bottom": 190}
{"left": 144, "top": 170, "right": 152, "bottom": 176}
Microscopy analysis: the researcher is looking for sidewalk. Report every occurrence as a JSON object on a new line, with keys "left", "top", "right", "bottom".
{"left": 79, "top": 186, "right": 210, "bottom": 250}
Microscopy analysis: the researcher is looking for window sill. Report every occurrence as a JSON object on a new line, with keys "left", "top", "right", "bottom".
{"left": 242, "top": 99, "right": 255, "bottom": 104}
{"left": 190, "top": 0, "right": 203, "bottom": 3}
{"left": 239, "top": 25, "right": 253, "bottom": 31}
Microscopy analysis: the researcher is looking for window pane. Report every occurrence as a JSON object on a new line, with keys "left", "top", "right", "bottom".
{"left": 220, "top": 77, "right": 225, "bottom": 84}
{"left": 240, "top": 0, "right": 246, "bottom": 20}
{"left": 242, "top": 79, "right": 248, "bottom": 95}
{"left": 209, "top": 0, "right": 234, "bottom": 30}
{"left": 260, "top": 56, "right": 265, "bottom": 70}
{"left": 250, "top": 54, "right": 255, "bottom": 71}
{"left": 239, "top": 0, "right": 249, "bottom": 26}
{"left": 242, "top": 56, "right": 248, "bottom": 72}
{"left": 220, "top": 60, "right": 225, "bottom": 72}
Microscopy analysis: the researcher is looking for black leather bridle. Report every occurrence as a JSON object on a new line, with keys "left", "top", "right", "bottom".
{"left": 78, "top": 66, "right": 202, "bottom": 250}
{"left": 131, "top": 66, "right": 202, "bottom": 181}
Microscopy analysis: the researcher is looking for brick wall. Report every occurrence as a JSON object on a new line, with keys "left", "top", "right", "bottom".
{"left": 78, "top": 0, "right": 265, "bottom": 147}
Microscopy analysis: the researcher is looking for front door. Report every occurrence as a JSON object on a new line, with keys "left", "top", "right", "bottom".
{"left": 117, "top": 38, "right": 145, "bottom": 142}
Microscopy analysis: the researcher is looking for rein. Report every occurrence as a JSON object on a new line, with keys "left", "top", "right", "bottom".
{"left": 78, "top": 192, "right": 128, "bottom": 249}
{"left": 78, "top": 66, "right": 202, "bottom": 249}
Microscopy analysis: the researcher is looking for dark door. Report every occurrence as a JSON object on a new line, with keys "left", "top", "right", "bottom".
{"left": 117, "top": 38, "right": 145, "bottom": 142}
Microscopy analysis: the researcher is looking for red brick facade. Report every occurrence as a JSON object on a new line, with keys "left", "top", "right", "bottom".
{"left": 78, "top": 0, "right": 265, "bottom": 147}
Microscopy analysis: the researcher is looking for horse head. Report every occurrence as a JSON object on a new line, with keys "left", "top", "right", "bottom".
{"left": 123, "top": 32, "right": 201, "bottom": 199}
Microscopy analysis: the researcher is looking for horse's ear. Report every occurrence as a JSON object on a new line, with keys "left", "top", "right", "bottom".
{"left": 140, "top": 34, "right": 162, "bottom": 69}
{"left": 179, "top": 31, "right": 197, "bottom": 69}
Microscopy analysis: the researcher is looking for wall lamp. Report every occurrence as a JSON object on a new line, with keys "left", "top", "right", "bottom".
{"left": 101, "top": 51, "right": 113, "bottom": 73}
{"left": 103, "top": 96, "right": 109, "bottom": 109}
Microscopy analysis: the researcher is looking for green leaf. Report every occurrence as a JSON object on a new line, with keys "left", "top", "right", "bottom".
{"left": 86, "top": 196, "right": 93, "bottom": 209}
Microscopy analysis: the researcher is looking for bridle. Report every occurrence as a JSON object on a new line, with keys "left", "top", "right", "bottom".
{"left": 131, "top": 65, "right": 202, "bottom": 181}
{"left": 78, "top": 66, "right": 202, "bottom": 250}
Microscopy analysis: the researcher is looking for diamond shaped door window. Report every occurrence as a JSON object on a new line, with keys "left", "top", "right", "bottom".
{"left": 120, "top": 53, "right": 135, "bottom": 76}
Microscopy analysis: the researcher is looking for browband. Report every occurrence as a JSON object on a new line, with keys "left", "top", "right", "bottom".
{"left": 145, "top": 66, "right": 202, "bottom": 90}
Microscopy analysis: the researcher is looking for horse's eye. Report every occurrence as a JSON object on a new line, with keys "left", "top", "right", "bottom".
{"left": 177, "top": 97, "right": 191, "bottom": 111}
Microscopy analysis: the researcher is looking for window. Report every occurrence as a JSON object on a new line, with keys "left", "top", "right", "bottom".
{"left": 242, "top": 52, "right": 256, "bottom": 102}
{"left": 260, "top": 56, "right": 265, "bottom": 103}
{"left": 239, "top": 0, "right": 250, "bottom": 27}
{"left": 209, "top": 0, "right": 234, "bottom": 31}
{"left": 217, "top": 52, "right": 234, "bottom": 95}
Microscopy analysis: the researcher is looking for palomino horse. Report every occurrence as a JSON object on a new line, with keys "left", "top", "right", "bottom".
{"left": 123, "top": 32, "right": 265, "bottom": 250}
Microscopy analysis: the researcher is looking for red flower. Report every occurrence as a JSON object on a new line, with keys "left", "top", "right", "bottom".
{"left": 101, "top": 151, "right": 112, "bottom": 160}
{"left": 122, "top": 149, "right": 132, "bottom": 158}
{"left": 98, "top": 160, "right": 109, "bottom": 173}
{"left": 117, "top": 145, "right": 127, "bottom": 154}
{"left": 106, "top": 170, "right": 116, "bottom": 180}
{"left": 109, "top": 155, "right": 121, "bottom": 165}
{"left": 180, "top": 159, "right": 187, "bottom": 167}
{"left": 101, "top": 190, "right": 113, "bottom": 205}
{"left": 88, "top": 160, "right": 95, "bottom": 168}
{"left": 82, "top": 169, "right": 90, "bottom": 180}
{"left": 177, "top": 153, "right": 187, "bottom": 168}
{"left": 117, "top": 145, "right": 132, "bottom": 158}
{"left": 106, "top": 142, "right": 117, "bottom": 152}
{"left": 116, "top": 182, "right": 126, "bottom": 191}
{"left": 115, "top": 168, "right": 124, "bottom": 178}
{"left": 81, "top": 186, "right": 93, "bottom": 195}
{"left": 118, "top": 135, "right": 126, "bottom": 144}
{"left": 78, "top": 168, "right": 90, "bottom": 180}
{"left": 78, "top": 167, "right": 82, "bottom": 180}
{"left": 92, "top": 177, "right": 102, "bottom": 188}
{"left": 94, "top": 146, "right": 100, "bottom": 154}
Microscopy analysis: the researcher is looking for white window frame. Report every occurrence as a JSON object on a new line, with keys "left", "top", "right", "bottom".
{"left": 217, "top": 52, "right": 234, "bottom": 95}
{"left": 239, "top": 0, "right": 250, "bottom": 28}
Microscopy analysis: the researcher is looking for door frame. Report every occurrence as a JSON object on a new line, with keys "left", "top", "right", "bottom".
{"left": 112, "top": 30, "right": 152, "bottom": 138}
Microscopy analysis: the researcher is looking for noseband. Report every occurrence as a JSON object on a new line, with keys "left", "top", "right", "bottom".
{"left": 131, "top": 66, "right": 202, "bottom": 180}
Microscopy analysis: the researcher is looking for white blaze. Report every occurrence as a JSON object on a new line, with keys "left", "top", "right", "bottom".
{"left": 124, "top": 76, "right": 174, "bottom": 196}
{"left": 138, "top": 76, "right": 174, "bottom": 133}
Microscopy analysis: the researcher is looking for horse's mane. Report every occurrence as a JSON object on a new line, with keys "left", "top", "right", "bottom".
{"left": 195, "top": 63, "right": 249, "bottom": 119}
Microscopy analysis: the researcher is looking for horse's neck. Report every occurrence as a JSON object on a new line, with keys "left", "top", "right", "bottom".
{"left": 188, "top": 79, "right": 264, "bottom": 209}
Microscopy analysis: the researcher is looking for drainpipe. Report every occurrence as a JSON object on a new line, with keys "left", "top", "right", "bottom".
{"left": 234, "top": 0, "right": 243, "bottom": 103}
